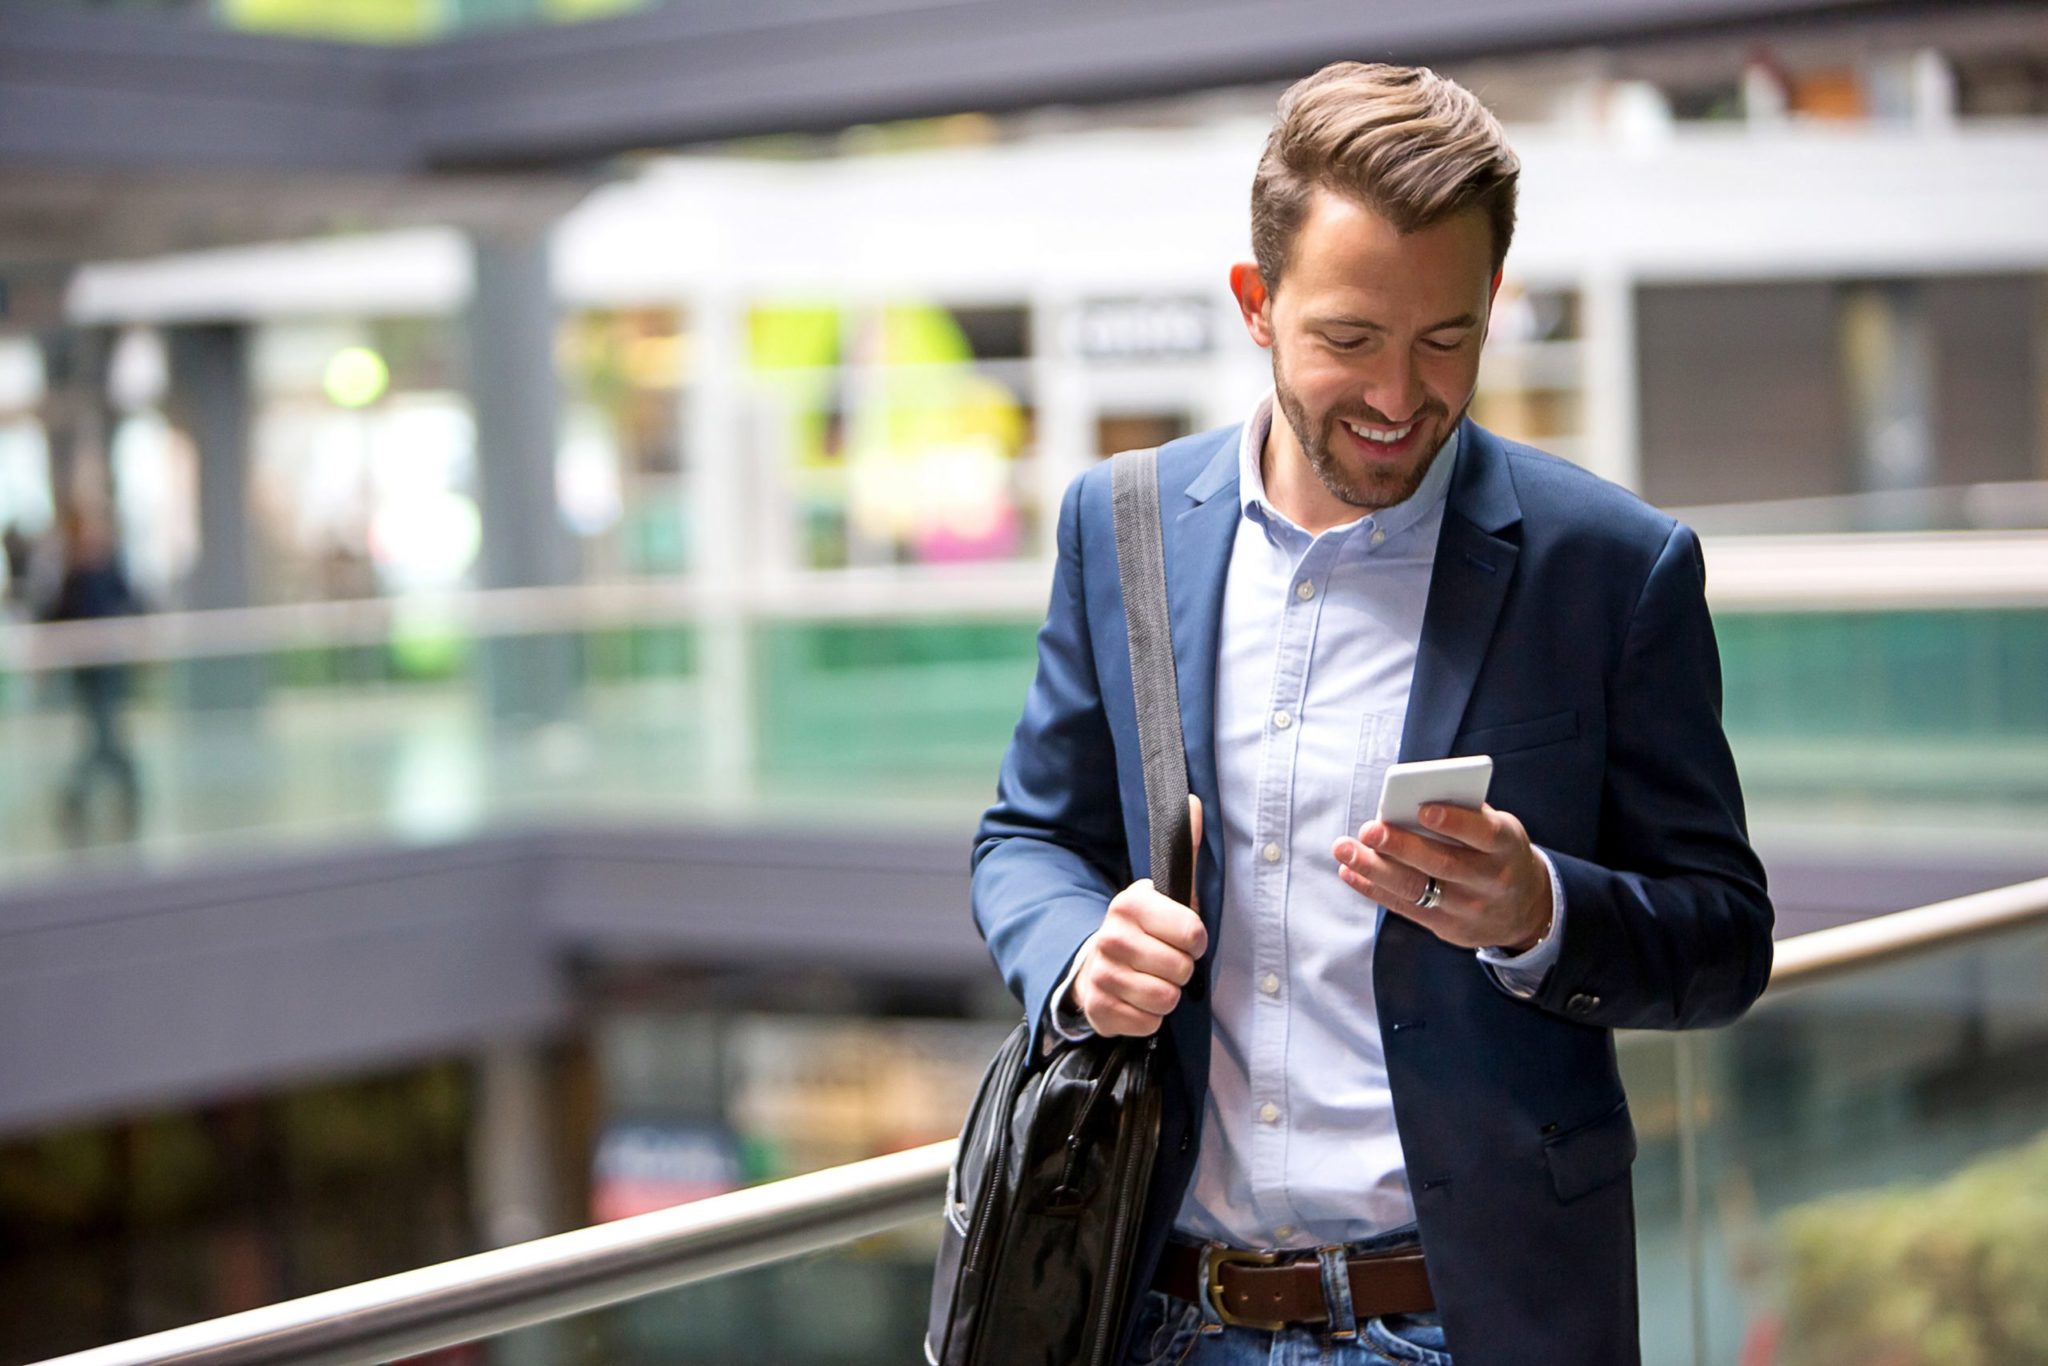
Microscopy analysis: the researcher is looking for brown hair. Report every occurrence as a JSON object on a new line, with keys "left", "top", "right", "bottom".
{"left": 1251, "top": 62, "right": 1520, "bottom": 286}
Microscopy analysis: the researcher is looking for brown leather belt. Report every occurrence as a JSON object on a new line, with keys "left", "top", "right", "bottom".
{"left": 1153, "top": 1241, "right": 1435, "bottom": 1331}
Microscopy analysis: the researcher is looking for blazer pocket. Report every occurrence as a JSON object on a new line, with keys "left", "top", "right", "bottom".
{"left": 1456, "top": 708, "right": 1578, "bottom": 757}
{"left": 1543, "top": 1099, "right": 1637, "bottom": 1202}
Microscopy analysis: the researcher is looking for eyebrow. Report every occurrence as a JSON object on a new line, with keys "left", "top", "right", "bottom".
{"left": 1314, "top": 312, "right": 1479, "bottom": 333}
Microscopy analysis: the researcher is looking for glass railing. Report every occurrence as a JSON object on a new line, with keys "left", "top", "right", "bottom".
{"left": 27, "top": 876, "right": 2048, "bottom": 1366}
{"left": 1627, "top": 881, "right": 2048, "bottom": 1364}
{"left": 1672, "top": 479, "right": 2048, "bottom": 536}
{"left": 5, "top": 533, "right": 2045, "bottom": 885}
{"left": 0, "top": 573, "right": 1046, "bottom": 882}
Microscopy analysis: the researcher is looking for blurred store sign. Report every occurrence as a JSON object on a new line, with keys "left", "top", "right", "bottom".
{"left": 1067, "top": 297, "right": 1213, "bottom": 361}
{"left": 591, "top": 1121, "right": 742, "bottom": 1221}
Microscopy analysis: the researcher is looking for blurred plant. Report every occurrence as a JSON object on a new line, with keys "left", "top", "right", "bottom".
{"left": 1776, "top": 1126, "right": 2048, "bottom": 1364}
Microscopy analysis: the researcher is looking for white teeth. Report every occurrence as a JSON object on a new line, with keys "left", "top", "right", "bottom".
{"left": 1346, "top": 420, "right": 1413, "bottom": 445}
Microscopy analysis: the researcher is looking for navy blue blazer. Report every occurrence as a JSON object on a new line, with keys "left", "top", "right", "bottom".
{"left": 971, "top": 419, "right": 1773, "bottom": 1364}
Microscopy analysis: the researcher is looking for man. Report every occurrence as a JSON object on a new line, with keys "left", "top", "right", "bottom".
{"left": 43, "top": 504, "right": 145, "bottom": 842}
{"left": 970, "top": 62, "right": 1773, "bottom": 1364}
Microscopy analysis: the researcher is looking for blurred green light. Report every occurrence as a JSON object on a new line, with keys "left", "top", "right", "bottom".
{"left": 325, "top": 347, "right": 390, "bottom": 408}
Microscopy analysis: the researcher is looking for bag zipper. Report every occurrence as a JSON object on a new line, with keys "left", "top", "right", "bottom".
{"left": 1052, "top": 1042, "right": 1134, "bottom": 1202}
{"left": 1085, "top": 1036, "right": 1160, "bottom": 1366}
{"left": 963, "top": 1031, "right": 1027, "bottom": 1273}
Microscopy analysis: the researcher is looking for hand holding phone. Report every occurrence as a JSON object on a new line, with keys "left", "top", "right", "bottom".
{"left": 1342, "top": 755, "right": 1551, "bottom": 954}
{"left": 1376, "top": 755, "right": 1494, "bottom": 842}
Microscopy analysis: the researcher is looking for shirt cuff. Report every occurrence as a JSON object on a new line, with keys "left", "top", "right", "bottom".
{"left": 1045, "top": 930, "right": 1100, "bottom": 1049}
{"left": 1476, "top": 849, "right": 1567, "bottom": 999}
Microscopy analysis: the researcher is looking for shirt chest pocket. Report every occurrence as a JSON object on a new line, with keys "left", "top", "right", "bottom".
{"left": 1344, "top": 711, "right": 1407, "bottom": 838}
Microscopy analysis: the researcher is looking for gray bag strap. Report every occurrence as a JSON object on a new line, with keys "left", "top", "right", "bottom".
{"left": 1110, "top": 448, "right": 1195, "bottom": 911}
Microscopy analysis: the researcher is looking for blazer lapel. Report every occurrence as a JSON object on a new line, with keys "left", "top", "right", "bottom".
{"left": 1399, "top": 420, "right": 1524, "bottom": 764}
{"left": 1161, "top": 430, "right": 1240, "bottom": 929}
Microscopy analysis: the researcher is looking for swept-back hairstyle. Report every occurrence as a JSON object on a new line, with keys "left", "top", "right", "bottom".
{"left": 1251, "top": 62, "right": 1520, "bottom": 285}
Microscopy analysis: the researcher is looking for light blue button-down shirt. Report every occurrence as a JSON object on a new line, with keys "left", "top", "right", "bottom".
{"left": 1055, "top": 393, "right": 1563, "bottom": 1248}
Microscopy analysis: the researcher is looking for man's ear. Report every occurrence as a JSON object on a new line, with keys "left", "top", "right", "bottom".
{"left": 1229, "top": 262, "right": 1274, "bottom": 348}
{"left": 1489, "top": 267, "right": 1504, "bottom": 300}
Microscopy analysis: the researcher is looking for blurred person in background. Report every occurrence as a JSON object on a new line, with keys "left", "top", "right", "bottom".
{"left": 973, "top": 63, "right": 1773, "bottom": 1364}
{"left": 2, "top": 522, "right": 34, "bottom": 617}
{"left": 41, "top": 503, "right": 145, "bottom": 842}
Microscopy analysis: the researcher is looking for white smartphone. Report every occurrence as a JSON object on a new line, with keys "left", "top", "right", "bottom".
{"left": 1376, "top": 755, "right": 1494, "bottom": 842}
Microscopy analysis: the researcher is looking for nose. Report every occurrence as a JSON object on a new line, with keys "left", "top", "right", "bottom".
{"left": 1360, "top": 351, "right": 1425, "bottom": 426}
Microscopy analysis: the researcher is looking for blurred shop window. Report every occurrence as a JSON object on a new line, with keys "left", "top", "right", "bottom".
{"left": 1072, "top": 297, "right": 1209, "bottom": 464}
{"left": 556, "top": 308, "right": 689, "bottom": 580}
{"left": 0, "top": 1063, "right": 474, "bottom": 1362}
{"left": 724, "top": 1015, "right": 1014, "bottom": 1177}
{"left": 1664, "top": 76, "right": 1747, "bottom": 123}
{"left": 108, "top": 411, "right": 197, "bottom": 607}
{"left": 1784, "top": 69, "right": 1869, "bottom": 121}
{"left": 1954, "top": 56, "right": 2048, "bottom": 118}
{"left": 1471, "top": 283, "right": 1585, "bottom": 463}
{"left": 217, "top": 0, "right": 660, "bottom": 41}
{"left": 0, "top": 336, "right": 54, "bottom": 614}
{"left": 578, "top": 1006, "right": 1016, "bottom": 1361}
{"left": 745, "top": 301, "right": 1036, "bottom": 571}
{"left": 220, "top": 0, "right": 441, "bottom": 41}
{"left": 1657, "top": 51, "right": 1968, "bottom": 130}
{"left": 1096, "top": 412, "right": 1195, "bottom": 461}
{"left": 249, "top": 318, "right": 477, "bottom": 603}
{"left": 107, "top": 329, "right": 197, "bottom": 606}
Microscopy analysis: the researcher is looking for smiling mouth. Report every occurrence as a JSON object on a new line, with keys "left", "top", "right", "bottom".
{"left": 1337, "top": 414, "right": 1436, "bottom": 459}
{"left": 1343, "top": 419, "right": 1415, "bottom": 445}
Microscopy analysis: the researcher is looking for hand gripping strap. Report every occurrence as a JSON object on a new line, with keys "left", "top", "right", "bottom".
{"left": 1110, "top": 448, "right": 1194, "bottom": 912}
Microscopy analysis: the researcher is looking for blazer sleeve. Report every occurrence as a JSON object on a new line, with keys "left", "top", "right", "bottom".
{"left": 1539, "top": 521, "right": 1775, "bottom": 1030}
{"left": 972, "top": 472, "right": 1131, "bottom": 1052}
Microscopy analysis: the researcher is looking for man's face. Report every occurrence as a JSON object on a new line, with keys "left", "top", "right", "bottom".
{"left": 1239, "top": 190, "right": 1497, "bottom": 512}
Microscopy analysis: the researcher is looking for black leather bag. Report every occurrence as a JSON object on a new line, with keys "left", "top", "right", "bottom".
{"left": 927, "top": 448, "right": 1193, "bottom": 1366}
{"left": 923, "top": 1024, "right": 1163, "bottom": 1365}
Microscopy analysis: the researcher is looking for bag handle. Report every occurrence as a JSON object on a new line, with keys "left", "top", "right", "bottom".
{"left": 1110, "top": 448, "right": 1194, "bottom": 912}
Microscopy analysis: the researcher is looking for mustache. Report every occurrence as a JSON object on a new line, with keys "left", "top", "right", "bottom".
{"left": 1331, "top": 404, "right": 1440, "bottom": 428}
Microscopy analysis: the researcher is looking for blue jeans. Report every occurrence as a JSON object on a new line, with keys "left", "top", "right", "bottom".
{"left": 1123, "top": 1228, "right": 1451, "bottom": 1366}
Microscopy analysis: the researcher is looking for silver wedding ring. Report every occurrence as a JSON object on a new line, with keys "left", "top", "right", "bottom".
{"left": 1415, "top": 876, "right": 1443, "bottom": 910}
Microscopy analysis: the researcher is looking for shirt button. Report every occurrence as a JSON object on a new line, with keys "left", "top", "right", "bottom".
{"left": 1258, "top": 1102, "right": 1279, "bottom": 1124}
{"left": 1259, "top": 972, "right": 1280, "bottom": 995}
{"left": 1295, "top": 580, "right": 1315, "bottom": 601}
{"left": 1262, "top": 842, "right": 1282, "bottom": 863}
{"left": 1272, "top": 709, "right": 1293, "bottom": 730}
{"left": 1274, "top": 1225, "right": 1296, "bottom": 1241}
{"left": 1371, "top": 527, "right": 1386, "bottom": 547}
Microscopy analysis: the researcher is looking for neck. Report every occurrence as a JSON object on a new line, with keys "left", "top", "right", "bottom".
{"left": 1260, "top": 421, "right": 1371, "bottom": 535}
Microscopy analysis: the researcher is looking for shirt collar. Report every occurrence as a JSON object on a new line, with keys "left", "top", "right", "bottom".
{"left": 1236, "top": 389, "right": 1459, "bottom": 543}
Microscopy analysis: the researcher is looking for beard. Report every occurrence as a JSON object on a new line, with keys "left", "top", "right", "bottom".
{"left": 1271, "top": 347, "right": 1462, "bottom": 514}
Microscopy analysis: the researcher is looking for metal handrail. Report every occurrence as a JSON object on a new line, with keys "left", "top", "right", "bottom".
{"left": 1768, "top": 874, "right": 2048, "bottom": 992}
{"left": 33, "top": 1140, "right": 957, "bottom": 1366}
{"left": 32, "top": 875, "right": 2048, "bottom": 1366}
{"left": 0, "top": 565, "right": 1048, "bottom": 674}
